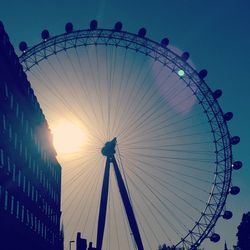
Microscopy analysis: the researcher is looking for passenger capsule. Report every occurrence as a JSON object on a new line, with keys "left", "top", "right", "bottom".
{"left": 161, "top": 38, "right": 169, "bottom": 47}
{"left": 210, "top": 233, "right": 220, "bottom": 243}
{"left": 213, "top": 89, "right": 223, "bottom": 99}
{"left": 230, "top": 186, "right": 240, "bottom": 195}
{"left": 19, "top": 41, "right": 28, "bottom": 52}
{"left": 223, "top": 112, "right": 233, "bottom": 121}
{"left": 232, "top": 161, "right": 242, "bottom": 170}
{"left": 223, "top": 211, "right": 233, "bottom": 220}
{"left": 41, "top": 29, "right": 50, "bottom": 40}
{"left": 138, "top": 28, "right": 147, "bottom": 38}
{"left": 230, "top": 136, "right": 240, "bottom": 145}
{"left": 198, "top": 69, "right": 208, "bottom": 79}
{"left": 90, "top": 20, "right": 98, "bottom": 30}
{"left": 181, "top": 52, "right": 190, "bottom": 61}
{"left": 114, "top": 21, "right": 122, "bottom": 31}
{"left": 65, "top": 22, "right": 73, "bottom": 33}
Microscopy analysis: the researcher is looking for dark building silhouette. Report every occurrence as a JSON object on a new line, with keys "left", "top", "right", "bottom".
{"left": 76, "top": 232, "right": 87, "bottom": 250}
{"left": 76, "top": 232, "right": 97, "bottom": 250}
{"left": 0, "top": 21, "right": 62, "bottom": 249}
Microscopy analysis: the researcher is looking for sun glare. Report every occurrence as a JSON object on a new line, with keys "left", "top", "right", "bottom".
{"left": 51, "top": 120, "right": 86, "bottom": 157}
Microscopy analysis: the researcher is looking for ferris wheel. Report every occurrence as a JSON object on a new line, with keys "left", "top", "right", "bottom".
{"left": 19, "top": 20, "right": 242, "bottom": 250}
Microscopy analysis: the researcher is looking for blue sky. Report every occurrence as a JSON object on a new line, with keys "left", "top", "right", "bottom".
{"left": 1, "top": 0, "right": 250, "bottom": 249}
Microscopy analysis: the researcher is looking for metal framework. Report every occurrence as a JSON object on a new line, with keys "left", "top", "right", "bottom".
{"left": 98, "top": 138, "right": 144, "bottom": 250}
{"left": 19, "top": 26, "right": 233, "bottom": 249}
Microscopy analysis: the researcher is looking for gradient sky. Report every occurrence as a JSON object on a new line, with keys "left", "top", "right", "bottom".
{"left": 1, "top": 0, "right": 250, "bottom": 249}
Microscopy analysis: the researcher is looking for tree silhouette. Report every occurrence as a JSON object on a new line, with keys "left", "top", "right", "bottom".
{"left": 158, "top": 245, "right": 185, "bottom": 250}
{"left": 236, "top": 212, "right": 250, "bottom": 250}
{"left": 158, "top": 244, "right": 204, "bottom": 250}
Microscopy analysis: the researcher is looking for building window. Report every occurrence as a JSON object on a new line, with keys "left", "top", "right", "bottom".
{"left": 41, "top": 222, "right": 44, "bottom": 237}
{"left": 16, "top": 201, "right": 20, "bottom": 219}
{"left": 30, "top": 213, "right": 34, "bottom": 229}
{"left": 31, "top": 186, "right": 34, "bottom": 201}
{"left": 23, "top": 175, "right": 26, "bottom": 193}
{"left": 32, "top": 160, "right": 35, "bottom": 174}
{"left": 35, "top": 190, "right": 38, "bottom": 203}
{"left": 19, "top": 140, "right": 23, "bottom": 157}
{"left": 24, "top": 146, "right": 27, "bottom": 162}
{"left": 4, "top": 190, "right": 8, "bottom": 210}
{"left": 26, "top": 209, "right": 30, "bottom": 226}
{"left": 0, "top": 148, "right": 4, "bottom": 167}
{"left": 30, "top": 127, "right": 33, "bottom": 138}
{"left": 14, "top": 133, "right": 17, "bottom": 149}
{"left": 44, "top": 225, "right": 47, "bottom": 239}
{"left": 38, "top": 220, "right": 40, "bottom": 234}
{"left": 4, "top": 83, "right": 9, "bottom": 99}
{"left": 10, "top": 195, "right": 14, "bottom": 214}
{"left": 12, "top": 164, "right": 16, "bottom": 182}
{"left": 21, "top": 205, "right": 24, "bottom": 223}
{"left": 18, "top": 170, "right": 21, "bottom": 187}
{"left": 27, "top": 181, "right": 30, "bottom": 197}
{"left": 0, "top": 185, "right": 2, "bottom": 206}
{"left": 7, "top": 156, "right": 10, "bottom": 173}
{"left": 15, "top": 103, "right": 19, "bottom": 118}
{"left": 8, "top": 124, "right": 12, "bottom": 141}
{"left": 34, "top": 216, "right": 37, "bottom": 232}
{"left": 10, "top": 94, "right": 14, "bottom": 110}
{"left": 21, "top": 112, "right": 24, "bottom": 127}
{"left": 28, "top": 155, "right": 31, "bottom": 169}
{"left": 2, "top": 114, "right": 6, "bottom": 131}
{"left": 25, "top": 120, "right": 29, "bottom": 135}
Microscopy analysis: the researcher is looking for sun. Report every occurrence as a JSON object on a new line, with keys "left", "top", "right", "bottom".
{"left": 51, "top": 120, "right": 86, "bottom": 157}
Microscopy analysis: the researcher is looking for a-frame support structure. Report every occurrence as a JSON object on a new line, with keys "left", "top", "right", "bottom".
{"left": 96, "top": 138, "right": 144, "bottom": 250}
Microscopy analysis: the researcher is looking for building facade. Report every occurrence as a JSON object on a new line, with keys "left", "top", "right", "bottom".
{"left": 0, "top": 21, "right": 62, "bottom": 249}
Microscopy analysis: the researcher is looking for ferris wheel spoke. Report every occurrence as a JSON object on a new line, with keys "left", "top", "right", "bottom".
{"left": 111, "top": 49, "right": 128, "bottom": 136}
{"left": 119, "top": 108, "right": 202, "bottom": 145}
{"left": 62, "top": 160, "right": 99, "bottom": 210}
{"left": 113, "top": 54, "right": 155, "bottom": 137}
{"left": 112, "top": 49, "right": 148, "bottom": 137}
{"left": 125, "top": 170, "right": 184, "bottom": 238}
{"left": 132, "top": 196, "right": 161, "bottom": 248}
{"left": 116, "top": 64, "right": 168, "bottom": 138}
{"left": 31, "top": 62, "right": 105, "bottom": 142}
{"left": 64, "top": 164, "right": 100, "bottom": 228}
{"left": 119, "top": 94, "right": 198, "bottom": 144}
{"left": 117, "top": 92, "right": 196, "bottom": 142}
{"left": 120, "top": 131, "right": 211, "bottom": 147}
{"left": 133, "top": 190, "right": 173, "bottom": 246}
{"left": 68, "top": 159, "right": 103, "bottom": 240}
{"left": 74, "top": 47, "right": 108, "bottom": 138}
{"left": 124, "top": 152, "right": 213, "bottom": 174}
{"left": 127, "top": 151, "right": 213, "bottom": 164}
{"left": 124, "top": 157, "right": 205, "bottom": 214}
{"left": 116, "top": 69, "right": 184, "bottom": 138}
{"left": 127, "top": 157, "right": 213, "bottom": 185}
{"left": 62, "top": 156, "right": 99, "bottom": 190}
{"left": 61, "top": 156, "right": 97, "bottom": 180}
{"left": 122, "top": 155, "right": 210, "bottom": 194}
{"left": 125, "top": 164, "right": 193, "bottom": 234}
{"left": 112, "top": 48, "right": 143, "bottom": 137}
{"left": 108, "top": 46, "right": 120, "bottom": 139}
{"left": 129, "top": 166, "right": 192, "bottom": 234}
{"left": 65, "top": 48, "right": 106, "bottom": 131}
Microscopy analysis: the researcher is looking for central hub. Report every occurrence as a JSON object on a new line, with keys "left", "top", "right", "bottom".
{"left": 101, "top": 137, "right": 117, "bottom": 158}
